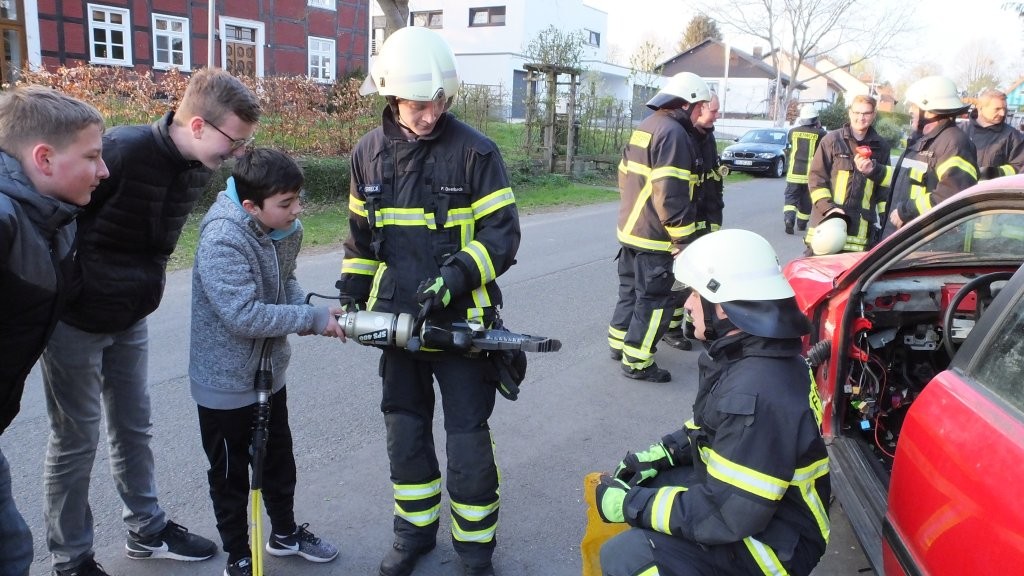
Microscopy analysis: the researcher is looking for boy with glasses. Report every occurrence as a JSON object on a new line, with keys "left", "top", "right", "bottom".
{"left": 805, "top": 95, "right": 893, "bottom": 253}
{"left": 40, "top": 68, "right": 261, "bottom": 576}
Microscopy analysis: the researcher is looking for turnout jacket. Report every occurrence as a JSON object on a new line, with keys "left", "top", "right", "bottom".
{"left": 339, "top": 108, "right": 520, "bottom": 324}
{"left": 190, "top": 183, "right": 331, "bottom": 410}
{"left": 63, "top": 112, "right": 213, "bottom": 333}
{"left": 622, "top": 333, "right": 830, "bottom": 572}
{"left": 695, "top": 127, "right": 724, "bottom": 236}
{"left": 786, "top": 124, "right": 826, "bottom": 184}
{"left": 0, "top": 152, "right": 80, "bottom": 434}
{"left": 617, "top": 108, "right": 702, "bottom": 252}
{"left": 961, "top": 118, "right": 1024, "bottom": 180}
{"left": 807, "top": 125, "right": 893, "bottom": 252}
{"left": 885, "top": 119, "right": 977, "bottom": 235}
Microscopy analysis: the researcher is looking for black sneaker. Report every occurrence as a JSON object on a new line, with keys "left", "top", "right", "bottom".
{"left": 661, "top": 330, "right": 692, "bottom": 351}
{"left": 126, "top": 520, "right": 217, "bottom": 561}
{"left": 224, "top": 557, "right": 254, "bottom": 576}
{"left": 379, "top": 540, "right": 436, "bottom": 576}
{"left": 266, "top": 523, "right": 338, "bottom": 562}
{"left": 53, "top": 558, "right": 111, "bottom": 576}
{"left": 621, "top": 363, "right": 671, "bottom": 382}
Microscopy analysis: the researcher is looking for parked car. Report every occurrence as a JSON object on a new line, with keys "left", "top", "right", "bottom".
{"left": 720, "top": 128, "right": 789, "bottom": 177}
{"left": 783, "top": 176, "right": 1024, "bottom": 575}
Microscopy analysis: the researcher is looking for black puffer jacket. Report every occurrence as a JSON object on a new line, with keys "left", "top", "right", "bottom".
{"left": 0, "top": 152, "right": 80, "bottom": 434}
{"left": 62, "top": 112, "right": 213, "bottom": 332}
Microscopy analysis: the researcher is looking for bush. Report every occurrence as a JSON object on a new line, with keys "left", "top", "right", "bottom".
{"left": 818, "top": 95, "right": 847, "bottom": 131}
{"left": 873, "top": 116, "right": 905, "bottom": 150}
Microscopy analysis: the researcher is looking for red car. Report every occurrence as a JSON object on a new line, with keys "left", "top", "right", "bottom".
{"left": 783, "top": 176, "right": 1024, "bottom": 575}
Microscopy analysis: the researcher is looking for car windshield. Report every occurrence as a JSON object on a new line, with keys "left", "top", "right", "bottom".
{"left": 738, "top": 130, "right": 785, "bottom": 144}
{"left": 889, "top": 210, "right": 1024, "bottom": 270}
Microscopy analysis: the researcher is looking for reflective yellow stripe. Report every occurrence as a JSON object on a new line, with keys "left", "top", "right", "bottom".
{"left": 638, "top": 566, "right": 660, "bottom": 576}
{"left": 472, "top": 187, "right": 515, "bottom": 220}
{"left": 621, "top": 308, "right": 665, "bottom": 367}
{"left": 792, "top": 458, "right": 831, "bottom": 543}
{"left": 451, "top": 499, "right": 499, "bottom": 522}
{"left": 861, "top": 179, "right": 875, "bottom": 210}
{"left": 879, "top": 165, "right": 894, "bottom": 188}
{"left": 616, "top": 228, "right": 673, "bottom": 252}
{"left": 701, "top": 447, "right": 788, "bottom": 500}
{"left": 446, "top": 207, "right": 475, "bottom": 227}
{"left": 377, "top": 207, "right": 430, "bottom": 226}
{"left": 451, "top": 517, "right": 496, "bottom": 543}
{"left": 650, "top": 486, "right": 688, "bottom": 534}
{"left": 470, "top": 285, "right": 492, "bottom": 310}
{"left": 664, "top": 222, "right": 697, "bottom": 241}
{"left": 393, "top": 478, "right": 441, "bottom": 500}
{"left": 911, "top": 184, "right": 931, "bottom": 215}
{"left": 464, "top": 240, "right": 497, "bottom": 284}
{"left": 349, "top": 195, "right": 366, "bottom": 217}
{"left": 394, "top": 501, "right": 441, "bottom": 527}
{"left": 366, "top": 262, "right": 387, "bottom": 310}
{"left": 834, "top": 171, "right": 850, "bottom": 205}
{"left": 743, "top": 537, "right": 789, "bottom": 575}
{"left": 935, "top": 156, "right": 978, "bottom": 181}
{"left": 340, "top": 257, "right": 380, "bottom": 276}
{"left": 809, "top": 188, "right": 832, "bottom": 204}
{"left": 1000, "top": 164, "right": 1016, "bottom": 176}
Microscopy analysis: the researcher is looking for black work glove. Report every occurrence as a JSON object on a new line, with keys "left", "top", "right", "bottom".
{"left": 415, "top": 276, "right": 452, "bottom": 309}
{"left": 337, "top": 294, "right": 362, "bottom": 313}
{"left": 613, "top": 442, "right": 675, "bottom": 487}
{"left": 593, "top": 475, "right": 629, "bottom": 523}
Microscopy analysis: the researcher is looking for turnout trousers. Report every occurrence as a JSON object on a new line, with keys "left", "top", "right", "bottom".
{"left": 783, "top": 184, "right": 811, "bottom": 229}
{"left": 608, "top": 247, "right": 676, "bottom": 369}
{"left": 380, "top": 348, "right": 499, "bottom": 568}
{"left": 600, "top": 468, "right": 822, "bottom": 576}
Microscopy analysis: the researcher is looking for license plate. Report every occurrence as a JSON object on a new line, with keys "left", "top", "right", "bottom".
{"left": 735, "top": 160, "right": 753, "bottom": 166}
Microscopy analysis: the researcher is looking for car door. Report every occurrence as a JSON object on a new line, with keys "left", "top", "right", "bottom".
{"left": 883, "top": 265, "right": 1024, "bottom": 575}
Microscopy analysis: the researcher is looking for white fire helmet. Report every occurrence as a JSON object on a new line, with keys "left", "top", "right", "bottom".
{"left": 647, "top": 72, "right": 711, "bottom": 110}
{"left": 360, "top": 26, "right": 460, "bottom": 103}
{"left": 810, "top": 214, "right": 848, "bottom": 256}
{"left": 673, "top": 229, "right": 794, "bottom": 304}
{"left": 904, "top": 75, "right": 967, "bottom": 114}
{"left": 798, "top": 103, "right": 819, "bottom": 125}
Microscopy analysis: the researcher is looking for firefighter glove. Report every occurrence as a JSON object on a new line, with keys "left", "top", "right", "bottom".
{"left": 594, "top": 475, "right": 629, "bottom": 523}
{"left": 416, "top": 276, "right": 452, "bottom": 309}
{"left": 613, "top": 443, "right": 675, "bottom": 487}
{"left": 337, "top": 294, "right": 362, "bottom": 313}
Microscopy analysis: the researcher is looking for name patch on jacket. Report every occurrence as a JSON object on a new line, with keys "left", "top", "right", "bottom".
{"left": 439, "top": 185, "right": 465, "bottom": 193}
{"left": 360, "top": 184, "right": 382, "bottom": 194}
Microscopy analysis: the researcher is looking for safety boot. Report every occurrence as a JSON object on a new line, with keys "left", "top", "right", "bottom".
{"left": 661, "top": 330, "right": 692, "bottom": 351}
{"left": 621, "top": 363, "right": 671, "bottom": 383}
{"left": 797, "top": 220, "right": 807, "bottom": 232}
{"left": 462, "top": 560, "right": 496, "bottom": 576}
{"left": 379, "top": 541, "right": 435, "bottom": 576}
{"left": 784, "top": 214, "right": 795, "bottom": 235}
{"left": 609, "top": 347, "right": 622, "bottom": 361}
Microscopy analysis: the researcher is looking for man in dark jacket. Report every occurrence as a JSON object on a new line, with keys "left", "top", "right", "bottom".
{"left": 39, "top": 69, "right": 261, "bottom": 576}
{"left": 338, "top": 27, "right": 520, "bottom": 576}
{"left": 884, "top": 76, "right": 977, "bottom": 237}
{"left": 0, "top": 87, "right": 107, "bottom": 576}
{"left": 806, "top": 95, "right": 893, "bottom": 253}
{"left": 608, "top": 72, "right": 712, "bottom": 382}
{"left": 592, "top": 229, "right": 830, "bottom": 576}
{"left": 962, "top": 89, "right": 1024, "bottom": 180}
{"left": 784, "top": 105, "right": 827, "bottom": 235}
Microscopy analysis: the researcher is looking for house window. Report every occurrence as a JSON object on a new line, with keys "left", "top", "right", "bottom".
{"left": 308, "top": 36, "right": 335, "bottom": 83}
{"left": 411, "top": 10, "right": 443, "bottom": 28}
{"left": 87, "top": 4, "right": 132, "bottom": 66}
{"left": 307, "top": 0, "right": 336, "bottom": 9}
{"left": 469, "top": 6, "right": 505, "bottom": 27}
{"left": 371, "top": 16, "right": 385, "bottom": 55}
{"left": 152, "top": 14, "right": 190, "bottom": 71}
{"left": 585, "top": 29, "right": 600, "bottom": 47}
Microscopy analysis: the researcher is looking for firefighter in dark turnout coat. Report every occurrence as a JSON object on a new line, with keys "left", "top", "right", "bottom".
{"left": 338, "top": 27, "right": 520, "bottom": 576}
{"left": 608, "top": 72, "right": 712, "bottom": 383}
{"left": 961, "top": 89, "right": 1024, "bottom": 180}
{"left": 784, "top": 105, "right": 827, "bottom": 235}
{"left": 593, "top": 229, "right": 830, "bottom": 576}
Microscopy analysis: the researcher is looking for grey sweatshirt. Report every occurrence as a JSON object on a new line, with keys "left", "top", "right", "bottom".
{"left": 189, "top": 180, "right": 330, "bottom": 410}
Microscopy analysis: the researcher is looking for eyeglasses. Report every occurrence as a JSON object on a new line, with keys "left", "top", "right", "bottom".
{"left": 203, "top": 118, "right": 256, "bottom": 151}
{"left": 849, "top": 110, "right": 875, "bottom": 117}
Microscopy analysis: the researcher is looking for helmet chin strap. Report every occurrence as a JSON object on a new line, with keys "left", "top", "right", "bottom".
{"left": 698, "top": 296, "right": 737, "bottom": 343}
{"left": 909, "top": 112, "right": 944, "bottom": 144}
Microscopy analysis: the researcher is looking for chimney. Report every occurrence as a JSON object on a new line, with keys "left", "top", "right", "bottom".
{"left": 753, "top": 46, "right": 763, "bottom": 59}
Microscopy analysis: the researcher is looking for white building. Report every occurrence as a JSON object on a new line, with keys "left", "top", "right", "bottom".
{"left": 367, "top": 0, "right": 635, "bottom": 119}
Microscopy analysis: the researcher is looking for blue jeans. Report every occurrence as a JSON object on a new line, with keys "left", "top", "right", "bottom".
{"left": 0, "top": 446, "right": 33, "bottom": 576}
{"left": 40, "top": 319, "right": 166, "bottom": 570}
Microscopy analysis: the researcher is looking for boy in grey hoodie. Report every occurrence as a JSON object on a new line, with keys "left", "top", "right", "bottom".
{"left": 190, "top": 148, "right": 343, "bottom": 576}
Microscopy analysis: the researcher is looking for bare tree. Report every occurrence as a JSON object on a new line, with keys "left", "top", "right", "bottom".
{"left": 954, "top": 39, "right": 1003, "bottom": 96}
{"left": 376, "top": 0, "right": 410, "bottom": 40}
{"left": 697, "top": 0, "right": 919, "bottom": 125}
{"left": 678, "top": 14, "right": 723, "bottom": 53}
{"left": 629, "top": 40, "right": 665, "bottom": 91}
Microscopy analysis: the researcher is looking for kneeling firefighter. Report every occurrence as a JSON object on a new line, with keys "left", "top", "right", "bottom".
{"left": 338, "top": 26, "right": 521, "bottom": 576}
{"left": 590, "top": 229, "right": 831, "bottom": 576}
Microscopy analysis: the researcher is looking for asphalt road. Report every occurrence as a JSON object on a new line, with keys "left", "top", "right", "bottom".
{"left": 3, "top": 176, "right": 874, "bottom": 575}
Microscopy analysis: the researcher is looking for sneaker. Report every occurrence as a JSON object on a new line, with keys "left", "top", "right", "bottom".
{"left": 609, "top": 348, "right": 622, "bottom": 361}
{"left": 621, "top": 363, "right": 671, "bottom": 383}
{"left": 126, "top": 520, "right": 217, "bottom": 561}
{"left": 224, "top": 557, "right": 254, "bottom": 576}
{"left": 661, "top": 330, "right": 692, "bottom": 351}
{"left": 266, "top": 523, "right": 338, "bottom": 563}
{"left": 379, "top": 540, "right": 436, "bottom": 576}
{"left": 54, "top": 558, "right": 111, "bottom": 576}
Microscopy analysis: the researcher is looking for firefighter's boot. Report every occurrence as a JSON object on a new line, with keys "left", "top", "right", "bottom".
{"left": 379, "top": 541, "right": 435, "bottom": 576}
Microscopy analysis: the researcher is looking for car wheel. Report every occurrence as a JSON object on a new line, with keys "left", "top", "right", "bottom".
{"left": 772, "top": 157, "right": 786, "bottom": 178}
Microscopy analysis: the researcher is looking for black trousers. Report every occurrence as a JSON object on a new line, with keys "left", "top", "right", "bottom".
{"left": 609, "top": 247, "right": 676, "bottom": 368}
{"left": 783, "top": 183, "right": 811, "bottom": 225}
{"left": 197, "top": 387, "right": 297, "bottom": 563}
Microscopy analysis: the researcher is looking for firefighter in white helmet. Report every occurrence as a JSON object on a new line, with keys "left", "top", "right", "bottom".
{"left": 608, "top": 72, "right": 712, "bottom": 382}
{"left": 592, "top": 229, "right": 830, "bottom": 576}
{"left": 784, "top": 104, "right": 826, "bottom": 235}
{"left": 882, "top": 75, "right": 977, "bottom": 237}
{"left": 340, "top": 26, "right": 520, "bottom": 576}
